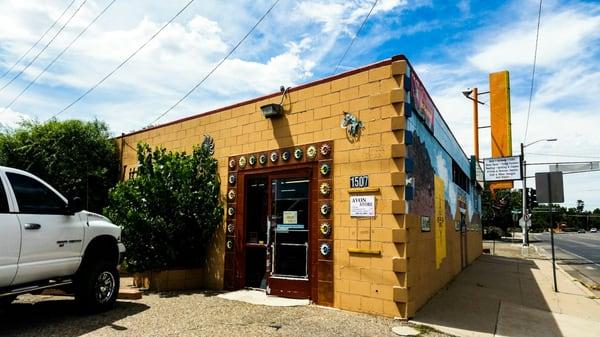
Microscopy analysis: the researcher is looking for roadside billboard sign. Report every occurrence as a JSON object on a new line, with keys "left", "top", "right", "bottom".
{"left": 484, "top": 156, "right": 522, "bottom": 182}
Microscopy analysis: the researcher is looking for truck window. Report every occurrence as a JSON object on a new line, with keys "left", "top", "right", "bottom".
{"left": 6, "top": 172, "right": 66, "bottom": 214}
{"left": 0, "top": 178, "right": 8, "bottom": 213}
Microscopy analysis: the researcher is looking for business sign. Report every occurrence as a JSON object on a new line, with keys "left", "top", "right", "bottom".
{"left": 489, "top": 71, "right": 513, "bottom": 157}
{"left": 484, "top": 156, "right": 522, "bottom": 181}
{"left": 350, "top": 195, "right": 375, "bottom": 217}
{"left": 410, "top": 73, "right": 435, "bottom": 131}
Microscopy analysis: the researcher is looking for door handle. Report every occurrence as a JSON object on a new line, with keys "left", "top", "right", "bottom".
{"left": 24, "top": 223, "right": 41, "bottom": 230}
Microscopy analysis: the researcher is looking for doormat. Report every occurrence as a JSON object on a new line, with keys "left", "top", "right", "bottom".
{"left": 218, "top": 289, "right": 310, "bottom": 307}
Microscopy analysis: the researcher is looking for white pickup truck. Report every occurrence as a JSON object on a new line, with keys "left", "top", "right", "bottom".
{"left": 0, "top": 166, "right": 125, "bottom": 312}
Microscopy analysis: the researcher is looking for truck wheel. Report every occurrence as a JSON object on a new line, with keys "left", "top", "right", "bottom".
{"left": 75, "top": 260, "right": 119, "bottom": 313}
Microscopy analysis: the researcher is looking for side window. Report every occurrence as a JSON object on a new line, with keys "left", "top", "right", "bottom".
{"left": 6, "top": 173, "right": 66, "bottom": 214}
{"left": 0, "top": 178, "right": 8, "bottom": 213}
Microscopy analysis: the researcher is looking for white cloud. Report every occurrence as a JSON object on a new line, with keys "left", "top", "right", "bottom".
{"left": 468, "top": 5, "right": 600, "bottom": 72}
{"left": 0, "top": 108, "right": 31, "bottom": 129}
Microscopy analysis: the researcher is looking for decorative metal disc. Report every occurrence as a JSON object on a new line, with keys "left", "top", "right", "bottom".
{"left": 227, "top": 207, "right": 235, "bottom": 217}
{"left": 270, "top": 151, "right": 279, "bottom": 163}
{"left": 228, "top": 158, "right": 236, "bottom": 169}
{"left": 281, "top": 150, "right": 290, "bottom": 161}
{"left": 320, "top": 203, "right": 331, "bottom": 216}
{"left": 320, "top": 143, "right": 331, "bottom": 156}
{"left": 320, "top": 223, "right": 332, "bottom": 237}
{"left": 320, "top": 182, "right": 331, "bottom": 197}
{"left": 320, "top": 243, "right": 331, "bottom": 256}
{"left": 228, "top": 174, "right": 236, "bottom": 185}
{"left": 249, "top": 155, "right": 257, "bottom": 166}
{"left": 238, "top": 156, "right": 247, "bottom": 169}
{"left": 259, "top": 154, "right": 268, "bottom": 165}
{"left": 227, "top": 223, "right": 235, "bottom": 234}
{"left": 320, "top": 163, "right": 331, "bottom": 176}
{"left": 226, "top": 240, "right": 234, "bottom": 250}
{"left": 294, "top": 148, "right": 303, "bottom": 160}
{"left": 307, "top": 145, "right": 317, "bottom": 159}
{"left": 228, "top": 189, "right": 236, "bottom": 201}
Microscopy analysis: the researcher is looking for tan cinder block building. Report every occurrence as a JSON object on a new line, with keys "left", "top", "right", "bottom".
{"left": 117, "top": 55, "right": 483, "bottom": 318}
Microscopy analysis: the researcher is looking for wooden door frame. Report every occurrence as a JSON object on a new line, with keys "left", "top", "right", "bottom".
{"left": 233, "top": 163, "right": 319, "bottom": 300}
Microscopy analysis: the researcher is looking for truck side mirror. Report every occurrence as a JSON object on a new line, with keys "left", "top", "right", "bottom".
{"left": 69, "top": 197, "right": 84, "bottom": 213}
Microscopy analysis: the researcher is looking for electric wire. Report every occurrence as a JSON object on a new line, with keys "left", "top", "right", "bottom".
{"left": 0, "top": 0, "right": 88, "bottom": 94}
{"left": 47, "top": 0, "right": 197, "bottom": 121}
{"left": 523, "top": 0, "right": 543, "bottom": 143}
{"left": 3, "top": 0, "right": 119, "bottom": 112}
{"left": 0, "top": 0, "right": 77, "bottom": 83}
{"left": 332, "top": 0, "right": 378, "bottom": 75}
{"left": 145, "top": 0, "right": 281, "bottom": 127}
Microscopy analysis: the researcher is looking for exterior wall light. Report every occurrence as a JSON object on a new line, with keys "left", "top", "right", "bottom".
{"left": 260, "top": 86, "right": 290, "bottom": 119}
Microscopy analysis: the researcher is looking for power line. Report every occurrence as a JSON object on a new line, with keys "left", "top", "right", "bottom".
{"left": 146, "top": 0, "right": 281, "bottom": 127}
{"left": 3, "top": 0, "right": 119, "bottom": 112}
{"left": 47, "top": 0, "right": 197, "bottom": 121}
{"left": 523, "top": 0, "right": 543, "bottom": 143}
{"left": 0, "top": 0, "right": 88, "bottom": 94}
{"left": 0, "top": 0, "right": 77, "bottom": 83}
{"left": 332, "top": 0, "right": 378, "bottom": 75}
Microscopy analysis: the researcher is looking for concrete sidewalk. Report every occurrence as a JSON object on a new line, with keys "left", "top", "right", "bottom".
{"left": 411, "top": 240, "right": 600, "bottom": 337}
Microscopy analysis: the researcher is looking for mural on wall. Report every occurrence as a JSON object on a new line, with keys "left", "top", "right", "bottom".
{"left": 434, "top": 175, "right": 447, "bottom": 268}
{"left": 405, "top": 68, "right": 483, "bottom": 268}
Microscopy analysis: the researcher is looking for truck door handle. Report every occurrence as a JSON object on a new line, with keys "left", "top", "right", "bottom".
{"left": 24, "top": 223, "right": 41, "bottom": 230}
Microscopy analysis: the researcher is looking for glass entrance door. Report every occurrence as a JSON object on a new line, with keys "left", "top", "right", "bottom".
{"left": 267, "top": 175, "right": 311, "bottom": 298}
{"left": 270, "top": 177, "right": 309, "bottom": 278}
{"left": 242, "top": 170, "right": 312, "bottom": 299}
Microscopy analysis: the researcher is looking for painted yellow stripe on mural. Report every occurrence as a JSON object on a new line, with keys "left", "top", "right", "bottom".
{"left": 434, "top": 175, "right": 447, "bottom": 269}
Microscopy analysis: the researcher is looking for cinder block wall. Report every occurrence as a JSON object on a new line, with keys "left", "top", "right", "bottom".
{"left": 118, "top": 57, "right": 411, "bottom": 317}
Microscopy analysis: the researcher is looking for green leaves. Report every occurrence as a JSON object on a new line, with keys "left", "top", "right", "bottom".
{"left": 0, "top": 119, "right": 119, "bottom": 213}
{"left": 104, "top": 142, "right": 223, "bottom": 273}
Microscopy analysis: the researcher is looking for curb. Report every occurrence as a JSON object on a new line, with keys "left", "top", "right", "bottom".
{"left": 533, "top": 244, "right": 598, "bottom": 298}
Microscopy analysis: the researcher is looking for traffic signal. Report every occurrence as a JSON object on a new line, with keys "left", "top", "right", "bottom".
{"left": 526, "top": 188, "right": 538, "bottom": 210}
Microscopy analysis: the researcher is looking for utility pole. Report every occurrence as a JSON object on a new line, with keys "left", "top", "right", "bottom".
{"left": 473, "top": 87, "right": 479, "bottom": 160}
{"left": 521, "top": 142, "right": 528, "bottom": 246}
{"left": 521, "top": 138, "right": 558, "bottom": 247}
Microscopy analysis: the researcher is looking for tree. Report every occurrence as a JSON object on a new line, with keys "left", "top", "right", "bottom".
{"left": 0, "top": 120, "right": 119, "bottom": 213}
{"left": 481, "top": 185, "right": 522, "bottom": 233}
{"left": 577, "top": 200, "right": 585, "bottom": 213}
{"left": 104, "top": 143, "right": 223, "bottom": 272}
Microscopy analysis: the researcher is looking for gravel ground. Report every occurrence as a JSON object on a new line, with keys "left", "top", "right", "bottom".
{"left": 0, "top": 291, "right": 451, "bottom": 337}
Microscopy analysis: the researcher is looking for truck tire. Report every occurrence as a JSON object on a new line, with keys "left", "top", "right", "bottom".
{"left": 75, "top": 260, "right": 119, "bottom": 313}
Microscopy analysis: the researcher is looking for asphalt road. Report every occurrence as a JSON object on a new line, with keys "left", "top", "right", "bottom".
{"left": 531, "top": 232, "right": 600, "bottom": 290}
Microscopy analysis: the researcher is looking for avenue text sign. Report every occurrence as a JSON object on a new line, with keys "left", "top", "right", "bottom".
{"left": 484, "top": 156, "right": 522, "bottom": 181}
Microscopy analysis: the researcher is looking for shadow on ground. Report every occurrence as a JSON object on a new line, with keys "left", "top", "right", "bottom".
{"left": 0, "top": 297, "right": 149, "bottom": 337}
{"left": 413, "top": 254, "right": 563, "bottom": 337}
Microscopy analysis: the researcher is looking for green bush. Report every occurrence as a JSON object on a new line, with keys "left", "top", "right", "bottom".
{"left": 104, "top": 143, "right": 223, "bottom": 273}
{"left": 0, "top": 120, "right": 119, "bottom": 213}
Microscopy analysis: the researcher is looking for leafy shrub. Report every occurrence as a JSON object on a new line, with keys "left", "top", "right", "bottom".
{"left": 104, "top": 143, "right": 223, "bottom": 272}
{"left": 0, "top": 120, "right": 119, "bottom": 213}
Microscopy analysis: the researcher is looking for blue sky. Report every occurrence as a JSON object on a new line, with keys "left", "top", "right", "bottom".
{"left": 1, "top": 0, "right": 600, "bottom": 211}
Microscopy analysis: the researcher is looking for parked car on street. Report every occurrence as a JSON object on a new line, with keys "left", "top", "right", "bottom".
{"left": 578, "top": 229, "right": 586, "bottom": 233}
{"left": 0, "top": 166, "right": 125, "bottom": 312}
{"left": 591, "top": 228, "right": 598, "bottom": 233}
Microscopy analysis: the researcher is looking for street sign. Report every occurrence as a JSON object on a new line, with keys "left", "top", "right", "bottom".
{"left": 549, "top": 162, "right": 599, "bottom": 173}
{"left": 519, "top": 216, "right": 531, "bottom": 229}
{"left": 484, "top": 156, "right": 522, "bottom": 181}
{"left": 535, "top": 172, "right": 564, "bottom": 203}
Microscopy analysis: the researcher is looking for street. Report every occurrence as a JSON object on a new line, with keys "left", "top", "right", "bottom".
{"left": 532, "top": 232, "right": 600, "bottom": 292}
